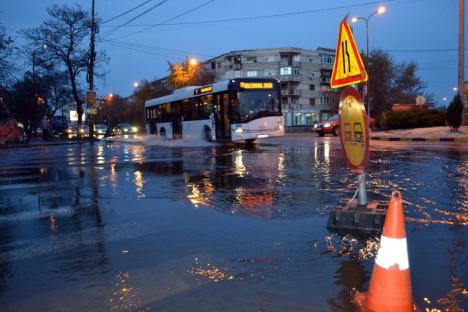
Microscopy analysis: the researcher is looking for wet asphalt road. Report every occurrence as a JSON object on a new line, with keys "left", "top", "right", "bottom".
{"left": 0, "top": 134, "right": 466, "bottom": 311}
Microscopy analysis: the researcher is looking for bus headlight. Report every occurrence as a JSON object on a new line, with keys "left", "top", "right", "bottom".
{"left": 278, "top": 125, "right": 283, "bottom": 130}
{"left": 235, "top": 128, "right": 243, "bottom": 133}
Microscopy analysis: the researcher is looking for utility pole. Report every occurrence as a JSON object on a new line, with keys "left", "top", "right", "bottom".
{"left": 87, "top": 0, "right": 97, "bottom": 139}
{"left": 458, "top": 0, "right": 467, "bottom": 124}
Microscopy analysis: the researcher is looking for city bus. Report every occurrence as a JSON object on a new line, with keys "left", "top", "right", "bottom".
{"left": 144, "top": 78, "right": 284, "bottom": 143}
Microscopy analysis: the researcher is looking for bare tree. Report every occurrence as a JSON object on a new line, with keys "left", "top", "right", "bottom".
{"left": 22, "top": 4, "right": 93, "bottom": 125}
{"left": 0, "top": 23, "right": 16, "bottom": 89}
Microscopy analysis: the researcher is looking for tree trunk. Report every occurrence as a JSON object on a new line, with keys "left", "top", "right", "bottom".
{"left": 67, "top": 63, "right": 83, "bottom": 125}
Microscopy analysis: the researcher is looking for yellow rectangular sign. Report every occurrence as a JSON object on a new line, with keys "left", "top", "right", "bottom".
{"left": 240, "top": 82, "right": 273, "bottom": 89}
{"left": 194, "top": 86, "right": 213, "bottom": 95}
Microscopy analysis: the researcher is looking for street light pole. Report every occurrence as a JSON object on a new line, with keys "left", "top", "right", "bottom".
{"left": 352, "top": 6, "right": 386, "bottom": 117}
{"left": 32, "top": 44, "right": 48, "bottom": 100}
{"left": 458, "top": 0, "right": 466, "bottom": 124}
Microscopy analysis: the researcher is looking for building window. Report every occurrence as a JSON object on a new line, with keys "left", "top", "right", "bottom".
{"left": 310, "top": 98, "right": 316, "bottom": 106}
{"left": 264, "top": 69, "right": 277, "bottom": 76}
{"left": 293, "top": 54, "right": 300, "bottom": 62}
{"left": 309, "top": 84, "right": 315, "bottom": 91}
{"left": 246, "top": 70, "right": 257, "bottom": 77}
{"left": 246, "top": 56, "right": 257, "bottom": 63}
{"left": 211, "top": 61, "right": 215, "bottom": 69}
{"left": 280, "top": 67, "right": 292, "bottom": 75}
{"left": 320, "top": 95, "right": 330, "bottom": 105}
{"left": 321, "top": 55, "right": 334, "bottom": 64}
{"left": 264, "top": 55, "right": 275, "bottom": 62}
{"left": 234, "top": 71, "right": 241, "bottom": 78}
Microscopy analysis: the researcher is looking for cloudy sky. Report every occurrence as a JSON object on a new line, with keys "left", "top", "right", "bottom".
{"left": 2, "top": 0, "right": 466, "bottom": 105}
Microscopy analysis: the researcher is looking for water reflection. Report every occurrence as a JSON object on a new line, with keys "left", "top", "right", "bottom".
{"left": 327, "top": 260, "right": 368, "bottom": 311}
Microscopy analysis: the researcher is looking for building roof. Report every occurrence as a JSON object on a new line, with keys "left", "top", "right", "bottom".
{"left": 204, "top": 47, "right": 335, "bottom": 62}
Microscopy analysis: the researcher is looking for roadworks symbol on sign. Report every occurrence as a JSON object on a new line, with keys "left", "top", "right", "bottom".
{"left": 331, "top": 16, "right": 368, "bottom": 88}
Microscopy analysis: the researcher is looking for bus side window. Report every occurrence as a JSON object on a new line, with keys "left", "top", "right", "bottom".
{"left": 182, "top": 99, "right": 190, "bottom": 121}
{"left": 201, "top": 95, "right": 213, "bottom": 119}
{"left": 190, "top": 98, "right": 199, "bottom": 120}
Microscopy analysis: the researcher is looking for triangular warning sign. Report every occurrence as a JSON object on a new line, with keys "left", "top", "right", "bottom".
{"left": 331, "top": 16, "right": 368, "bottom": 88}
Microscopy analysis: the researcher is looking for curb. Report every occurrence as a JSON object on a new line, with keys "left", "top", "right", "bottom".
{"left": 0, "top": 140, "right": 86, "bottom": 149}
{"left": 371, "top": 137, "right": 468, "bottom": 142}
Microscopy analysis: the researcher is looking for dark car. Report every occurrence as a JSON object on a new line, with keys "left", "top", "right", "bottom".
{"left": 51, "top": 116, "right": 69, "bottom": 136}
{"left": 94, "top": 124, "right": 108, "bottom": 137}
{"left": 112, "top": 123, "right": 138, "bottom": 135}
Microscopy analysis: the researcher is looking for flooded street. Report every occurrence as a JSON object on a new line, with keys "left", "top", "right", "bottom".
{"left": 0, "top": 135, "right": 466, "bottom": 311}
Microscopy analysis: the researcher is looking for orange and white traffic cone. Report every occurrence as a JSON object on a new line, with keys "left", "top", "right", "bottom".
{"left": 353, "top": 191, "right": 414, "bottom": 312}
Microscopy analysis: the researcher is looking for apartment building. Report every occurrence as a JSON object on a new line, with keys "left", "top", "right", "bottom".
{"left": 204, "top": 47, "right": 337, "bottom": 126}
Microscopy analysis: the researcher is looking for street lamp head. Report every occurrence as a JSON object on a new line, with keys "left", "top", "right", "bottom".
{"left": 43, "top": 44, "right": 48, "bottom": 49}
{"left": 108, "top": 93, "right": 113, "bottom": 98}
{"left": 133, "top": 82, "right": 139, "bottom": 88}
{"left": 351, "top": 16, "right": 358, "bottom": 23}
{"left": 377, "top": 6, "right": 386, "bottom": 14}
{"left": 453, "top": 87, "right": 458, "bottom": 92}
{"left": 189, "top": 58, "right": 198, "bottom": 66}
{"left": 442, "top": 97, "right": 448, "bottom": 101}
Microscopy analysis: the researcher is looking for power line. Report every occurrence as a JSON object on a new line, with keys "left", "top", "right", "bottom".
{"left": 102, "top": 0, "right": 154, "bottom": 24}
{"left": 101, "top": 0, "right": 169, "bottom": 38}
{"left": 386, "top": 48, "right": 468, "bottom": 53}
{"left": 99, "top": 39, "right": 186, "bottom": 59}
{"left": 102, "top": 0, "right": 398, "bottom": 28}
{"left": 100, "top": 38, "right": 214, "bottom": 58}
{"left": 107, "top": 0, "right": 214, "bottom": 40}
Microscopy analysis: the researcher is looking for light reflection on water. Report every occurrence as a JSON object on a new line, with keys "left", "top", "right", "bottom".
{"left": 0, "top": 140, "right": 466, "bottom": 311}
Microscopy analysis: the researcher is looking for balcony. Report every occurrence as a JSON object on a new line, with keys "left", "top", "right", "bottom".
{"left": 280, "top": 61, "right": 301, "bottom": 67}
{"left": 281, "top": 89, "right": 301, "bottom": 96}
{"left": 224, "top": 63, "right": 242, "bottom": 71}
{"left": 279, "top": 75, "right": 301, "bottom": 82}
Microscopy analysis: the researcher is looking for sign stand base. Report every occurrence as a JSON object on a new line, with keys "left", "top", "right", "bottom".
{"left": 327, "top": 199, "right": 387, "bottom": 236}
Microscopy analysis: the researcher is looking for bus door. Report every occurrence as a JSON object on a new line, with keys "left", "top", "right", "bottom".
{"left": 214, "top": 93, "right": 231, "bottom": 140}
{"left": 171, "top": 102, "right": 182, "bottom": 139}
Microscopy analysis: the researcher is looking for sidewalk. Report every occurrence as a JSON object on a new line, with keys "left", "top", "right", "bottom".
{"left": 371, "top": 126, "right": 468, "bottom": 142}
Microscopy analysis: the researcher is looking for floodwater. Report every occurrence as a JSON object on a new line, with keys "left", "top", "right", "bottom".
{"left": 0, "top": 135, "right": 466, "bottom": 311}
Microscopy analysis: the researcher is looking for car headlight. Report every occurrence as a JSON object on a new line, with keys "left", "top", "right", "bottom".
{"left": 131, "top": 127, "right": 138, "bottom": 132}
{"left": 278, "top": 125, "right": 283, "bottom": 130}
{"left": 124, "top": 129, "right": 128, "bottom": 132}
{"left": 235, "top": 128, "right": 243, "bottom": 133}
{"left": 324, "top": 123, "right": 331, "bottom": 128}
{"left": 313, "top": 124, "right": 318, "bottom": 129}
{"left": 79, "top": 129, "right": 85, "bottom": 133}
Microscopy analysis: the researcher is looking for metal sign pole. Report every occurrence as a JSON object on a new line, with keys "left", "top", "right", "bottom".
{"left": 358, "top": 173, "right": 367, "bottom": 206}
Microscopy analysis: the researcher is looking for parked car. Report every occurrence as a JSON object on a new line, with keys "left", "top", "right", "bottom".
{"left": 314, "top": 115, "right": 376, "bottom": 137}
{"left": 112, "top": 123, "right": 138, "bottom": 135}
{"left": 94, "top": 124, "right": 108, "bottom": 137}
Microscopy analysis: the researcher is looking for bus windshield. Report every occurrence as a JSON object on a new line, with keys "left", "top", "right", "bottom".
{"left": 237, "top": 90, "right": 280, "bottom": 123}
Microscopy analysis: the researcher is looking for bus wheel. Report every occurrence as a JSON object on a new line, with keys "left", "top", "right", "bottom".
{"left": 204, "top": 126, "right": 212, "bottom": 142}
{"left": 160, "top": 127, "right": 166, "bottom": 139}
{"left": 245, "top": 139, "right": 256, "bottom": 145}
